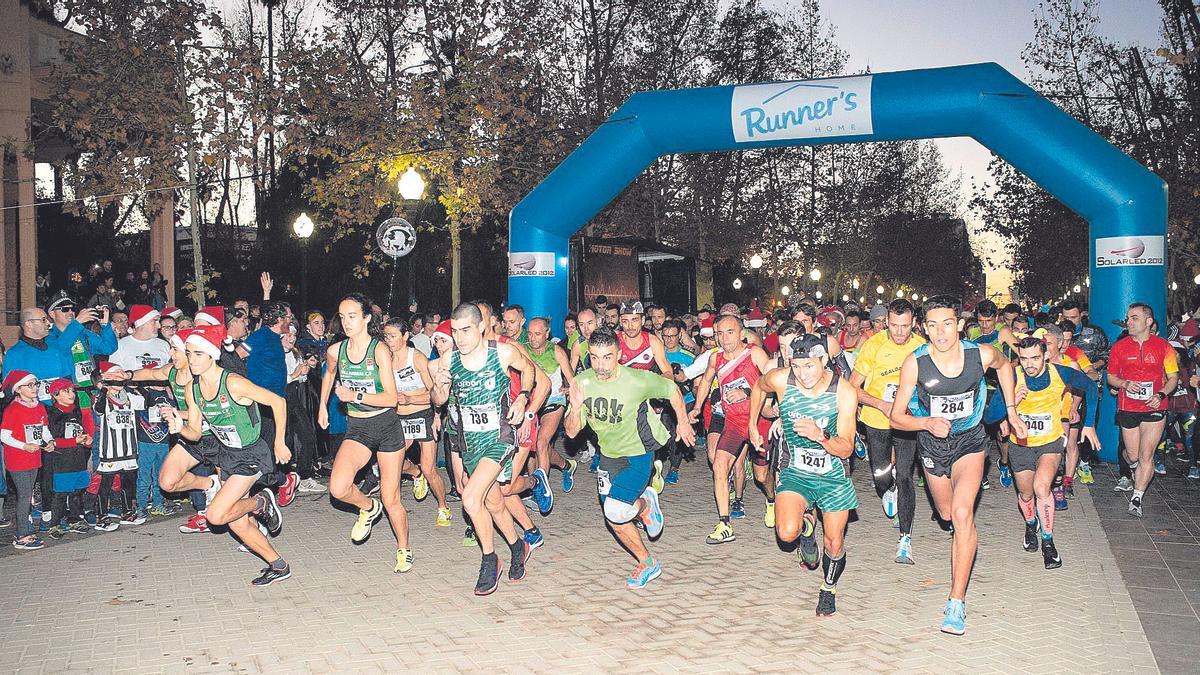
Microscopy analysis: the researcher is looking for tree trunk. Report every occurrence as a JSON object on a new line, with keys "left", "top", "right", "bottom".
{"left": 449, "top": 220, "right": 462, "bottom": 308}
{"left": 178, "top": 44, "right": 206, "bottom": 306}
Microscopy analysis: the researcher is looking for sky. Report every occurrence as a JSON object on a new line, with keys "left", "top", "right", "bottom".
{"left": 788, "top": 0, "right": 1167, "bottom": 298}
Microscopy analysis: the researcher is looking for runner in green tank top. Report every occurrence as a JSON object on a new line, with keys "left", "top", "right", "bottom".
{"left": 318, "top": 295, "right": 409, "bottom": 572}
{"left": 166, "top": 324, "right": 292, "bottom": 587}
{"left": 749, "top": 334, "right": 859, "bottom": 618}
{"left": 431, "top": 302, "right": 537, "bottom": 596}
{"left": 526, "top": 317, "right": 579, "bottom": 497}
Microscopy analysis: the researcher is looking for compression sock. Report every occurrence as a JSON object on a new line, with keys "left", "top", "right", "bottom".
{"left": 1018, "top": 495, "right": 1037, "bottom": 524}
{"left": 821, "top": 550, "right": 846, "bottom": 591}
{"left": 1037, "top": 494, "right": 1055, "bottom": 538}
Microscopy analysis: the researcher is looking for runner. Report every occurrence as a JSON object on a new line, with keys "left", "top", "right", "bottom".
{"left": 967, "top": 299, "right": 1020, "bottom": 489}
{"left": 1054, "top": 319, "right": 1102, "bottom": 493}
{"left": 525, "top": 317, "right": 577, "bottom": 493}
{"left": 890, "top": 295, "right": 1026, "bottom": 635}
{"left": 568, "top": 308, "right": 602, "bottom": 472}
{"left": 430, "top": 302, "right": 537, "bottom": 595}
{"left": 564, "top": 327, "right": 696, "bottom": 589}
{"left": 318, "top": 295, "right": 410, "bottom": 572}
{"left": 849, "top": 299, "right": 925, "bottom": 563}
{"left": 1009, "top": 336, "right": 1099, "bottom": 568}
{"left": 837, "top": 309, "right": 870, "bottom": 353}
{"left": 661, "top": 318, "right": 698, "bottom": 485}
{"left": 750, "top": 334, "right": 858, "bottom": 616}
{"left": 381, "top": 318, "right": 451, "bottom": 528}
{"left": 616, "top": 301, "right": 672, "bottom": 375}
{"left": 164, "top": 325, "right": 291, "bottom": 586}
{"left": 689, "top": 315, "right": 772, "bottom": 544}
{"left": 1107, "top": 302, "right": 1178, "bottom": 517}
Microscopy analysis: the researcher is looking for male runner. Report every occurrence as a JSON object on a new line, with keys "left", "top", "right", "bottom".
{"left": 849, "top": 299, "right": 925, "bottom": 563}
{"left": 431, "top": 303, "right": 536, "bottom": 595}
{"left": 750, "top": 334, "right": 858, "bottom": 616}
{"left": 564, "top": 328, "right": 695, "bottom": 589}
{"left": 890, "top": 296, "right": 1025, "bottom": 635}
{"left": 689, "top": 315, "right": 772, "bottom": 544}
{"left": 838, "top": 310, "right": 870, "bottom": 353}
{"left": 968, "top": 299, "right": 1020, "bottom": 489}
{"left": 525, "top": 317, "right": 578, "bottom": 493}
{"left": 1009, "top": 336, "right": 1099, "bottom": 568}
{"left": 661, "top": 318, "right": 698, "bottom": 485}
{"left": 616, "top": 301, "right": 672, "bottom": 375}
{"left": 568, "top": 308, "right": 602, "bottom": 472}
{"left": 1107, "top": 302, "right": 1178, "bottom": 517}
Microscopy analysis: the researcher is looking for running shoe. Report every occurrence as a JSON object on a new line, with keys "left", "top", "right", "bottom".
{"left": 1064, "top": 480, "right": 1075, "bottom": 499}
{"left": 463, "top": 526, "right": 478, "bottom": 548}
{"left": 359, "top": 473, "right": 380, "bottom": 496}
{"left": 257, "top": 489, "right": 284, "bottom": 535}
{"left": 394, "top": 548, "right": 414, "bottom": 574}
{"left": 764, "top": 501, "right": 775, "bottom": 529}
{"left": 532, "top": 468, "right": 554, "bottom": 515}
{"left": 475, "top": 556, "right": 503, "bottom": 595}
{"left": 1155, "top": 459, "right": 1167, "bottom": 476}
{"left": 916, "top": 474, "right": 926, "bottom": 489}
{"left": 882, "top": 486, "right": 897, "bottom": 519}
{"left": 1023, "top": 521, "right": 1039, "bottom": 552}
{"left": 1042, "top": 537, "right": 1062, "bottom": 570}
{"left": 94, "top": 516, "right": 119, "bottom": 532}
{"left": 640, "top": 486, "right": 664, "bottom": 539}
{"left": 895, "top": 534, "right": 914, "bottom": 564}
{"left": 350, "top": 497, "right": 382, "bottom": 543}
{"left": 204, "top": 474, "right": 222, "bottom": 506}
{"left": 730, "top": 498, "right": 746, "bottom": 520}
{"left": 1189, "top": 467, "right": 1200, "bottom": 480}
{"left": 1077, "top": 461, "right": 1094, "bottom": 484}
{"left": 588, "top": 453, "right": 600, "bottom": 474}
{"left": 1053, "top": 486, "right": 1068, "bottom": 511}
{"left": 436, "top": 507, "right": 452, "bottom": 527}
{"left": 999, "top": 463, "right": 1013, "bottom": 488}
{"left": 797, "top": 511, "right": 820, "bottom": 570}
{"left": 120, "top": 511, "right": 146, "bottom": 526}
{"left": 446, "top": 489, "right": 462, "bottom": 502}
{"left": 46, "top": 524, "right": 67, "bottom": 540}
{"left": 522, "top": 496, "right": 538, "bottom": 510}
{"left": 664, "top": 469, "right": 680, "bottom": 485}
{"left": 277, "top": 471, "right": 300, "bottom": 507}
{"left": 413, "top": 474, "right": 429, "bottom": 501}
{"left": 941, "top": 598, "right": 966, "bottom": 635}
{"left": 523, "top": 527, "right": 544, "bottom": 551}
{"left": 853, "top": 435, "right": 867, "bottom": 459}
{"left": 626, "top": 559, "right": 662, "bottom": 590}
{"left": 509, "top": 541, "right": 530, "bottom": 581}
{"left": 251, "top": 563, "right": 292, "bottom": 587}
{"left": 12, "top": 535, "right": 45, "bottom": 550}
{"left": 816, "top": 588, "right": 837, "bottom": 616}
{"left": 1114, "top": 476, "right": 1134, "bottom": 492}
{"left": 563, "top": 459, "right": 577, "bottom": 493}
{"left": 651, "top": 459, "right": 665, "bottom": 495}
{"left": 68, "top": 521, "right": 90, "bottom": 534}
{"left": 0, "top": 516, "right": 11, "bottom": 529}
{"left": 1128, "top": 496, "right": 1143, "bottom": 518}
{"left": 180, "top": 512, "right": 209, "bottom": 534}
{"left": 297, "top": 477, "right": 327, "bottom": 493}
{"left": 705, "top": 521, "right": 736, "bottom": 544}
{"left": 981, "top": 478, "right": 991, "bottom": 491}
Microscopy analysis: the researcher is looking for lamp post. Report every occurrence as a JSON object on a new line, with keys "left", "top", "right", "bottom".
{"left": 397, "top": 168, "right": 426, "bottom": 306}
{"left": 292, "top": 212, "right": 314, "bottom": 311}
{"left": 733, "top": 278, "right": 743, "bottom": 290}
{"left": 749, "top": 253, "right": 763, "bottom": 301}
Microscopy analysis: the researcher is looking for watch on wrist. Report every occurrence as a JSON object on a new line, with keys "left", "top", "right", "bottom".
{"left": 524, "top": 411, "right": 535, "bottom": 422}
{"left": 355, "top": 391, "right": 364, "bottom": 404}
{"left": 820, "top": 429, "right": 831, "bottom": 442}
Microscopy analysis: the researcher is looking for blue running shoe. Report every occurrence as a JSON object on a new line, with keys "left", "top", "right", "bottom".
{"left": 1189, "top": 467, "right": 1200, "bottom": 480}
{"left": 532, "top": 468, "right": 554, "bottom": 515}
{"left": 882, "top": 486, "right": 897, "bottom": 519}
{"left": 664, "top": 469, "right": 679, "bottom": 485}
{"left": 854, "top": 435, "right": 867, "bottom": 459}
{"left": 562, "top": 459, "right": 577, "bottom": 494}
{"left": 730, "top": 498, "right": 746, "bottom": 520}
{"left": 589, "top": 453, "right": 600, "bottom": 474}
{"left": 523, "top": 526, "right": 544, "bottom": 551}
{"left": 626, "top": 558, "right": 662, "bottom": 590}
{"left": 640, "top": 487, "right": 664, "bottom": 539}
{"left": 895, "top": 534, "right": 914, "bottom": 564}
{"left": 1155, "top": 459, "right": 1167, "bottom": 476}
{"left": 941, "top": 598, "right": 966, "bottom": 635}
{"left": 999, "top": 463, "right": 1013, "bottom": 489}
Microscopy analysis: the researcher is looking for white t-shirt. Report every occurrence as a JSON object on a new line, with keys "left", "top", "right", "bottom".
{"left": 410, "top": 333, "right": 433, "bottom": 358}
{"left": 110, "top": 335, "right": 172, "bottom": 372}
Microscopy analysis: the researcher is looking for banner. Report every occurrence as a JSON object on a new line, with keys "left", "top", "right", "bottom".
{"left": 1095, "top": 235, "right": 1165, "bottom": 268}
{"left": 731, "top": 75, "right": 873, "bottom": 143}
{"left": 581, "top": 241, "right": 638, "bottom": 306}
{"left": 508, "top": 252, "right": 556, "bottom": 277}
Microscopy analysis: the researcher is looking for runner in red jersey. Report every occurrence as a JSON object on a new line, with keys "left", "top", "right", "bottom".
{"left": 616, "top": 301, "right": 672, "bottom": 375}
{"left": 1107, "top": 302, "right": 1179, "bottom": 517}
{"left": 689, "top": 315, "right": 772, "bottom": 544}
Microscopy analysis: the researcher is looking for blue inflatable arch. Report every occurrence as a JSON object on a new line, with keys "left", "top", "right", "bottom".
{"left": 507, "top": 63, "right": 1167, "bottom": 461}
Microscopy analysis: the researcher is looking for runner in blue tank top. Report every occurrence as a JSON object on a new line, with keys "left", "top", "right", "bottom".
{"left": 890, "top": 296, "right": 1027, "bottom": 637}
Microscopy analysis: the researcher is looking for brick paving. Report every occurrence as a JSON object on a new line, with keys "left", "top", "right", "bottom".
{"left": 0, "top": 454, "right": 1158, "bottom": 673}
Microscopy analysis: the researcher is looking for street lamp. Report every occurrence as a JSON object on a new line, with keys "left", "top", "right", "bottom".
{"left": 293, "top": 213, "right": 315, "bottom": 311}
{"left": 781, "top": 285, "right": 790, "bottom": 296}
{"left": 815, "top": 290, "right": 823, "bottom": 299}
{"left": 1073, "top": 284, "right": 1081, "bottom": 293}
{"left": 911, "top": 292, "right": 918, "bottom": 300}
{"left": 810, "top": 269, "right": 821, "bottom": 281}
{"left": 749, "top": 254, "right": 764, "bottom": 269}
{"left": 895, "top": 290, "right": 904, "bottom": 298}
{"left": 733, "top": 278, "right": 743, "bottom": 290}
{"left": 842, "top": 294, "right": 850, "bottom": 302}
{"left": 398, "top": 167, "right": 426, "bottom": 200}
{"left": 852, "top": 278, "right": 860, "bottom": 290}
{"left": 876, "top": 285, "right": 885, "bottom": 295}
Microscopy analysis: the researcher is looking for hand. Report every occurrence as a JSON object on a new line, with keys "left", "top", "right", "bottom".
{"left": 1007, "top": 410, "right": 1028, "bottom": 439}
{"left": 79, "top": 433, "right": 93, "bottom": 447}
{"left": 724, "top": 389, "right": 749, "bottom": 405}
{"left": 676, "top": 422, "right": 697, "bottom": 447}
{"left": 507, "top": 397, "right": 527, "bottom": 425}
{"left": 76, "top": 308, "right": 99, "bottom": 324}
{"left": 43, "top": 442, "right": 56, "bottom": 453}
{"left": 432, "top": 364, "right": 452, "bottom": 388}
{"left": 22, "top": 443, "right": 42, "bottom": 453}
{"left": 924, "top": 417, "right": 952, "bottom": 439}
{"left": 792, "top": 417, "right": 824, "bottom": 444}
{"left": 396, "top": 392, "right": 409, "bottom": 406}
{"left": 1122, "top": 379, "right": 1144, "bottom": 395}
{"left": 1080, "top": 426, "right": 1101, "bottom": 451}
{"left": 260, "top": 271, "right": 274, "bottom": 298}
{"left": 568, "top": 381, "right": 584, "bottom": 409}
{"left": 1149, "top": 392, "right": 1165, "bottom": 409}
{"left": 749, "top": 425, "right": 764, "bottom": 451}
{"left": 1069, "top": 406, "right": 1081, "bottom": 425}
{"left": 1190, "top": 374, "right": 1199, "bottom": 389}
{"left": 334, "top": 385, "right": 355, "bottom": 401}
{"left": 273, "top": 442, "right": 292, "bottom": 464}
{"left": 768, "top": 417, "right": 783, "bottom": 440}
{"left": 1014, "top": 383, "right": 1028, "bottom": 406}
{"left": 164, "top": 408, "right": 184, "bottom": 434}
{"left": 433, "top": 413, "right": 442, "bottom": 436}
{"left": 687, "top": 406, "right": 701, "bottom": 425}
{"left": 317, "top": 408, "right": 329, "bottom": 430}
{"left": 409, "top": 302, "right": 418, "bottom": 313}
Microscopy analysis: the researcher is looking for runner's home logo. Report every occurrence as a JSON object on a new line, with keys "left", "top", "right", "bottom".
{"left": 731, "top": 75, "right": 873, "bottom": 143}
{"left": 1095, "top": 236, "right": 1165, "bottom": 268}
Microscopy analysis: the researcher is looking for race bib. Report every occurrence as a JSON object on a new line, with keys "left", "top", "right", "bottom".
{"left": 931, "top": 391, "right": 974, "bottom": 420}
{"left": 340, "top": 378, "right": 377, "bottom": 396}
{"left": 394, "top": 367, "right": 424, "bottom": 392}
{"left": 23, "top": 423, "right": 48, "bottom": 444}
{"left": 211, "top": 424, "right": 244, "bottom": 449}
{"left": 64, "top": 421, "right": 84, "bottom": 439}
{"left": 882, "top": 383, "right": 899, "bottom": 403}
{"left": 1019, "top": 412, "right": 1052, "bottom": 435}
{"left": 596, "top": 468, "right": 612, "bottom": 497}
{"left": 721, "top": 377, "right": 751, "bottom": 405}
{"left": 401, "top": 416, "right": 428, "bottom": 439}
{"left": 798, "top": 449, "right": 832, "bottom": 475}
{"left": 37, "top": 380, "right": 51, "bottom": 401}
{"left": 1128, "top": 381, "right": 1154, "bottom": 402}
{"left": 108, "top": 409, "right": 134, "bottom": 430}
{"left": 461, "top": 405, "right": 499, "bottom": 433}
{"left": 74, "top": 360, "right": 94, "bottom": 383}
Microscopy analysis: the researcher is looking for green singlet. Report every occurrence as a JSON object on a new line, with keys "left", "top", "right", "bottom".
{"left": 450, "top": 341, "right": 516, "bottom": 479}
{"left": 337, "top": 338, "right": 386, "bottom": 414}
{"left": 574, "top": 366, "right": 675, "bottom": 458}
{"left": 193, "top": 370, "right": 262, "bottom": 449}
{"left": 775, "top": 370, "right": 857, "bottom": 512}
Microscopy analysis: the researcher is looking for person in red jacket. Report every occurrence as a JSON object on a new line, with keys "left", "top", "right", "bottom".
{"left": 45, "top": 378, "right": 95, "bottom": 538}
{"left": 2, "top": 370, "right": 53, "bottom": 550}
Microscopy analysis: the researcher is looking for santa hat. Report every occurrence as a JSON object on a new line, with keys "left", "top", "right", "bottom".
{"left": 185, "top": 325, "right": 226, "bottom": 360}
{"left": 3, "top": 370, "right": 37, "bottom": 393}
{"left": 161, "top": 306, "right": 183, "bottom": 320}
{"left": 128, "top": 305, "right": 160, "bottom": 330}
{"left": 434, "top": 319, "right": 452, "bottom": 339}
{"left": 48, "top": 378, "right": 75, "bottom": 397}
{"left": 169, "top": 328, "right": 190, "bottom": 352}
{"left": 700, "top": 317, "right": 715, "bottom": 337}
{"left": 97, "top": 361, "right": 124, "bottom": 378}
{"left": 745, "top": 308, "right": 766, "bottom": 329}
{"left": 195, "top": 305, "right": 224, "bottom": 327}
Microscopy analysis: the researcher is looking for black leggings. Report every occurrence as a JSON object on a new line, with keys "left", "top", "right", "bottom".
{"left": 864, "top": 426, "right": 919, "bottom": 536}
{"left": 52, "top": 489, "right": 86, "bottom": 523}
{"left": 98, "top": 469, "right": 136, "bottom": 516}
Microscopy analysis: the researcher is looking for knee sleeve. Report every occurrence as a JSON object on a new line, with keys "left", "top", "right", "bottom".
{"left": 821, "top": 550, "right": 846, "bottom": 588}
{"left": 603, "top": 497, "right": 640, "bottom": 524}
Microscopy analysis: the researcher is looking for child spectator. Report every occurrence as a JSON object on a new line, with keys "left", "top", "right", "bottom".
{"left": 45, "top": 378, "right": 94, "bottom": 538}
{"left": 133, "top": 384, "right": 174, "bottom": 517}
{"left": 2, "top": 370, "right": 53, "bottom": 550}
{"left": 92, "top": 361, "right": 143, "bottom": 531}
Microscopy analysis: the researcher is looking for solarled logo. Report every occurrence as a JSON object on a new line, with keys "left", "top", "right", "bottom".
{"left": 731, "top": 75, "right": 873, "bottom": 143}
{"left": 1095, "top": 236, "right": 1165, "bottom": 268}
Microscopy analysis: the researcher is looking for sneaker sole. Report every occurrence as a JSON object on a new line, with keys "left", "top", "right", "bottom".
{"left": 251, "top": 570, "right": 292, "bottom": 587}
{"left": 705, "top": 535, "right": 736, "bottom": 545}
{"left": 940, "top": 625, "right": 965, "bottom": 636}
{"left": 626, "top": 566, "right": 662, "bottom": 590}
{"left": 1045, "top": 560, "right": 1062, "bottom": 570}
{"left": 351, "top": 506, "right": 383, "bottom": 544}
{"left": 475, "top": 561, "right": 504, "bottom": 596}
{"left": 895, "top": 556, "right": 914, "bottom": 565}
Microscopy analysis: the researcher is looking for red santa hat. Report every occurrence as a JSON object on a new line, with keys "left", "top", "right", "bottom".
{"left": 97, "top": 361, "right": 125, "bottom": 379}
{"left": 195, "top": 305, "right": 225, "bottom": 327}
{"left": 700, "top": 317, "right": 715, "bottom": 337}
{"left": 48, "top": 378, "right": 75, "bottom": 397}
{"left": 3, "top": 370, "right": 37, "bottom": 393}
{"left": 745, "top": 308, "right": 766, "bottom": 329}
{"left": 434, "top": 319, "right": 452, "bottom": 339}
{"left": 128, "top": 304, "right": 160, "bottom": 329}
{"left": 161, "top": 306, "right": 183, "bottom": 320}
{"left": 169, "top": 328, "right": 191, "bottom": 352}
{"left": 185, "top": 325, "right": 226, "bottom": 360}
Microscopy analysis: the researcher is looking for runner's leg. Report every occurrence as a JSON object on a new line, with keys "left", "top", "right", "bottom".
{"left": 417, "top": 440, "right": 448, "bottom": 509}
{"left": 327, "top": 440, "right": 373, "bottom": 511}
{"left": 376, "top": 450, "right": 410, "bottom": 549}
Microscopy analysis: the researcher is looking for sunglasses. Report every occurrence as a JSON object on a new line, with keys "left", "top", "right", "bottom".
{"left": 53, "top": 305, "right": 75, "bottom": 313}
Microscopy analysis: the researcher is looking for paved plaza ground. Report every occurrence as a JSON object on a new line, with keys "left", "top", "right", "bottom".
{"left": 0, "top": 454, "right": 1163, "bottom": 673}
